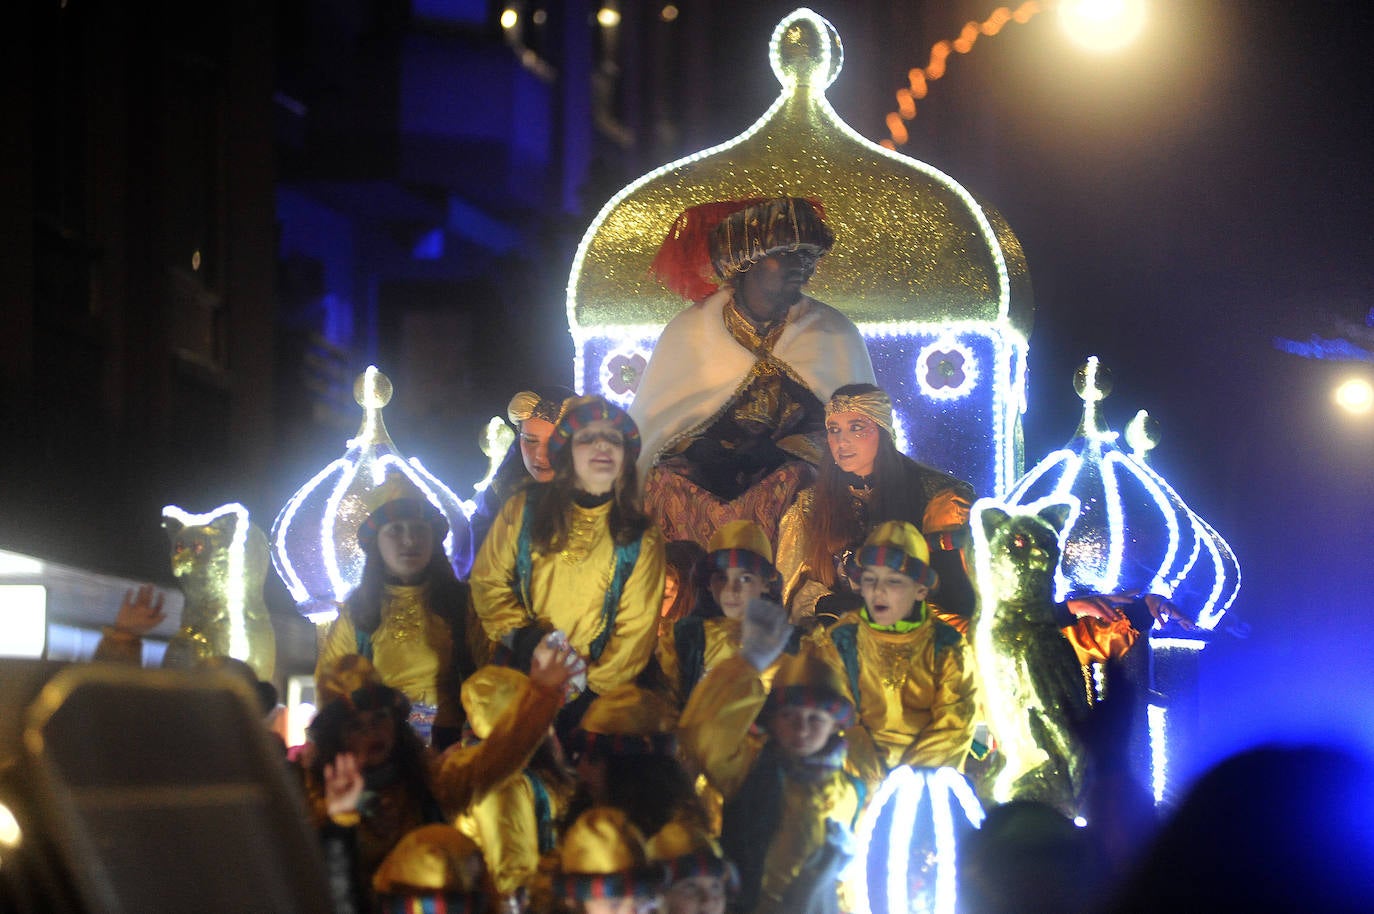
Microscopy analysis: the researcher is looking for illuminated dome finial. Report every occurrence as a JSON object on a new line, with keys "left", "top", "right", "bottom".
{"left": 1004, "top": 360, "right": 1239, "bottom": 629}
{"left": 354, "top": 365, "right": 394, "bottom": 409}
{"left": 1125, "top": 409, "right": 1161, "bottom": 462}
{"left": 772, "top": 9, "right": 842, "bottom": 90}
{"left": 270, "top": 366, "right": 471, "bottom": 622}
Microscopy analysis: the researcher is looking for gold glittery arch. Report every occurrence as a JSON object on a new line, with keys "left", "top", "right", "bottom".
{"left": 568, "top": 8, "right": 1033, "bottom": 338}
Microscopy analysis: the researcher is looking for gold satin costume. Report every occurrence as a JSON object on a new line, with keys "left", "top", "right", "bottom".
{"left": 678, "top": 655, "right": 860, "bottom": 912}
{"left": 657, "top": 616, "right": 791, "bottom": 710}
{"left": 439, "top": 672, "right": 569, "bottom": 899}
{"left": 469, "top": 491, "right": 665, "bottom": 695}
{"left": 655, "top": 616, "right": 741, "bottom": 708}
{"left": 777, "top": 487, "right": 973, "bottom": 621}
{"left": 316, "top": 583, "right": 463, "bottom": 729}
{"left": 805, "top": 611, "right": 977, "bottom": 786}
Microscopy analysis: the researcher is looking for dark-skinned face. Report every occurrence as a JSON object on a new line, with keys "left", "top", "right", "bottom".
{"left": 735, "top": 250, "right": 810, "bottom": 324}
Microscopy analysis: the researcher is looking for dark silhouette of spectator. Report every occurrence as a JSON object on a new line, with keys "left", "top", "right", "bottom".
{"left": 1103, "top": 742, "right": 1374, "bottom": 913}
{"left": 958, "top": 801, "right": 1109, "bottom": 914}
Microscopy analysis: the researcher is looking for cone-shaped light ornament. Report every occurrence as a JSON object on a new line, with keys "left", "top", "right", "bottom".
{"left": 270, "top": 367, "right": 471, "bottom": 622}
{"left": 1003, "top": 358, "right": 1239, "bottom": 628}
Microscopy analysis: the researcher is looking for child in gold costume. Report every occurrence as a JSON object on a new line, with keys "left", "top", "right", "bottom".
{"left": 679, "top": 598, "right": 861, "bottom": 914}
{"left": 804, "top": 521, "right": 978, "bottom": 788}
{"left": 445, "top": 663, "right": 578, "bottom": 911}
{"left": 656, "top": 520, "right": 789, "bottom": 709}
{"left": 317, "top": 474, "right": 478, "bottom": 747}
{"left": 470, "top": 396, "right": 665, "bottom": 731}
{"left": 311, "top": 639, "right": 582, "bottom": 911}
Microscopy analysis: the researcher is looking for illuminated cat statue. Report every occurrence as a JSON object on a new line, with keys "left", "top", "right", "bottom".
{"left": 970, "top": 498, "right": 1089, "bottom": 817}
{"left": 162, "top": 503, "right": 276, "bottom": 681}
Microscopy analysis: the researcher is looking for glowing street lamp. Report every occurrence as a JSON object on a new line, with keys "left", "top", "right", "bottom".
{"left": 1334, "top": 377, "right": 1374, "bottom": 415}
{"left": 1059, "top": 0, "right": 1148, "bottom": 53}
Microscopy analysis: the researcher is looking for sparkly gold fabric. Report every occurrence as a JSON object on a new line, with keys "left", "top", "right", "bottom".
{"left": 570, "top": 12, "right": 1032, "bottom": 335}
{"left": 805, "top": 612, "right": 977, "bottom": 786}
{"left": 316, "top": 583, "right": 457, "bottom": 718}
{"left": 825, "top": 390, "right": 894, "bottom": 437}
{"left": 469, "top": 492, "right": 665, "bottom": 695}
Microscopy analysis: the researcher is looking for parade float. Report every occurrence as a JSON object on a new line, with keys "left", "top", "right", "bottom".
{"left": 257, "top": 10, "right": 1240, "bottom": 914}
{"left": 561, "top": 10, "right": 1237, "bottom": 913}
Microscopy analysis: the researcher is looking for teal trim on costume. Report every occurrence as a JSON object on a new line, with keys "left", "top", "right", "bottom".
{"left": 525, "top": 770, "right": 556, "bottom": 854}
{"left": 933, "top": 619, "right": 963, "bottom": 655}
{"left": 674, "top": 616, "right": 707, "bottom": 697}
{"left": 513, "top": 494, "right": 537, "bottom": 611}
{"left": 830, "top": 622, "right": 862, "bottom": 715}
{"left": 354, "top": 627, "right": 373, "bottom": 661}
{"left": 589, "top": 537, "right": 641, "bottom": 662}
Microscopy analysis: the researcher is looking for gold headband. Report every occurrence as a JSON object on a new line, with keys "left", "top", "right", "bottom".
{"left": 507, "top": 390, "right": 564, "bottom": 427}
{"left": 826, "top": 390, "right": 894, "bottom": 437}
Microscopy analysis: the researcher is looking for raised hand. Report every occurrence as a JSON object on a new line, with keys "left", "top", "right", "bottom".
{"left": 740, "top": 597, "right": 793, "bottom": 672}
{"left": 113, "top": 584, "right": 167, "bottom": 636}
{"left": 324, "top": 751, "right": 365, "bottom": 818}
{"left": 530, "top": 630, "right": 588, "bottom": 700}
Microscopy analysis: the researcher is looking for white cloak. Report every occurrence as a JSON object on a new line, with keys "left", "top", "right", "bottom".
{"left": 629, "top": 287, "right": 876, "bottom": 480}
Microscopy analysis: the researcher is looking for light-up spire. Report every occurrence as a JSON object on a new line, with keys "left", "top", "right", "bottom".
{"left": 1125, "top": 409, "right": 1161, "bottom": 462}
{"left": 349, "top": 365, "right": 397, "bottom": 451}
{"left": 1072, "top": 356, "right": 1117, "bottom": 443}
{"left": 269, "top": 367, "right": 472, "bottom": 622}
{"left": 1004, "top": 360, "right": 1240, "bottom": 628}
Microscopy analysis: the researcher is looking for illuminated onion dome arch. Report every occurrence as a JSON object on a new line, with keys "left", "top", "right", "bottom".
{"left": 1003, "top": 358, "right": 1240, "bottom": 630}
{"left": 269, "top": 367, "right": 472, "bottom": 623}
{"left": 853, "top": 766, "right": 985, "bottom": 914}
{"left": 567, "top": 7, "right": 1034, "bottom": 496}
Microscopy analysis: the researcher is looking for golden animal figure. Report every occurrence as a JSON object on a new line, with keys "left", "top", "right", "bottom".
{"left": 971, "top": 501, "right": 1088, "bottom": 816}
{"left": 163, "top": 504, "right": 276, "bottom": 681}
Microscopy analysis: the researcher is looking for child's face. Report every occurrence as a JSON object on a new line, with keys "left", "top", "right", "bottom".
{"left": 769, "top": 706, "right": 839, "bottom": 759}
{"left": 860, "top": 566, "right": 929, "bottom": 626}
{"left": 666, "top": 875, "right": 726, "bottom": 914}
{"left": 343, "top": 708, "right": 397, "bottom": 769}
{"left": 708, "top": 567, "right": 767, "bottom": 620}
{"left": 377, "top": 519, "right": 434, "bottom": 584}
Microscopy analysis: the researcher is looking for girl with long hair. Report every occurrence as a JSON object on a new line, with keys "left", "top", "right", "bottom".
{"left": 316, "top": 477, "right": 478, "bottom": 748}
{"left": 470, "top": 395, "right": 666, "bottom": 729}
{"left": 776, "top": 383, "right": 977, "bottom": 626}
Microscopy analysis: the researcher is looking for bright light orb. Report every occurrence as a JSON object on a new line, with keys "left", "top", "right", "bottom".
{"left": 1334, "top": 377, "right": 1374, "bottom": 415}
{"left": 596, "top": 7, "right": 621, "bottom": 28}
{"left": 0, "top": 801, "right": 21, "bottom": 848}
{"left": 851, "top": 766, "right": 984, "bottom": 914}
{"left": 1059, "top": 0, "right": 1147, "bottom": 53}
{"left": 499, "top": 8, "right": 518, "bottom": 30}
